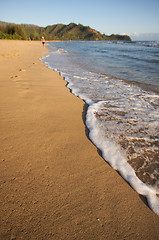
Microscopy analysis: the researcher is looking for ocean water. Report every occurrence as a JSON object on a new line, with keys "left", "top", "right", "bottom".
{"left": 42, "top": 41, "right": 159, "bottom": 215}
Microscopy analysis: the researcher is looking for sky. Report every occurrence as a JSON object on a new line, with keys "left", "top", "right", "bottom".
{"left": 1, "top": 0, "right": 159, "bottom": 40}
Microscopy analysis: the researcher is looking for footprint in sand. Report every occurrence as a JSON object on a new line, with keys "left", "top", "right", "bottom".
{"left": 19, "top": 68, "right": 26, "bottom": 72}
{"left": 9, "top": 75, "right": 18, "bottom": 79}
{"left": 9, "top": 69, "right": 26, "bottom": 80}
{"left": 9, "top": 75, "right": 22, "bottom": 83}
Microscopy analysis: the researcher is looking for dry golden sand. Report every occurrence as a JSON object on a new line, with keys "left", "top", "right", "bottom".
{"left": 0, "top": 40, "right": 158, "bottom": 240}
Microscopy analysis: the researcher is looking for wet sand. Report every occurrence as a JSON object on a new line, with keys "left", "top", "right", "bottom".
{"left": 0, "top": 40, "right": 159, "bottom": 240}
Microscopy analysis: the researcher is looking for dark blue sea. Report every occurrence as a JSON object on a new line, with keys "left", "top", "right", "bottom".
{"left": 42, "top": 41, "right": 159, "bottom": 215}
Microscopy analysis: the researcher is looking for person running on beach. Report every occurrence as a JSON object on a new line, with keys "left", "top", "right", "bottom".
{"left": 41, "top": 36, "right": 45, "bottom": 47}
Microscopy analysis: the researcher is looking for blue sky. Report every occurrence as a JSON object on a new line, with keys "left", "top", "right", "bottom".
{"left": 1, "top": 0, "right": 159, "bottom": 39}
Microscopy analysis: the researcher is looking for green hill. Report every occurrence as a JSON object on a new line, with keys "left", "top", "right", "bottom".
{"left": 0, "top": 21, "right": 131, "bottom": 41}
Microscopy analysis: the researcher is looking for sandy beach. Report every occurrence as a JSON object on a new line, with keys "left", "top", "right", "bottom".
{"left": 0, "top": 40, "right": 158, "bottom": 240}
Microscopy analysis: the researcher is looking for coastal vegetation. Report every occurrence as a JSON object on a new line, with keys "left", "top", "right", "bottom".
{"left": 0, "top": 21, "right": 131, "bottom": 41}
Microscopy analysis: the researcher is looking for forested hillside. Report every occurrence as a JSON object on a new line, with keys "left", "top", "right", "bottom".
{"left": 0, "top": 21, "right": 131, "bottom": 41}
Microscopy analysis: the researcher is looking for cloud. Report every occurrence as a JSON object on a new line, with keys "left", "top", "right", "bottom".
{"left": 131, "top": 33, "right": 159, "bottom": 41}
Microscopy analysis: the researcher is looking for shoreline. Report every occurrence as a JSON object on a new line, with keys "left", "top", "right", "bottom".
{"left": 43, "top": 42, "right": 159, "bottom": 215}
{"left": 0, "top": 40, "right": 159, "bottom": 240}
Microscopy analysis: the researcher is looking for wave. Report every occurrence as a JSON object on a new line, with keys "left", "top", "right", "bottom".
{"left": 114, "top": 41, "right": 159, "bottom": 48}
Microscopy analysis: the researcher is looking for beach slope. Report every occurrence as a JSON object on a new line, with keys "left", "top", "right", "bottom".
{"left": 0, "top": 40, "right": 158, "bottom": 240}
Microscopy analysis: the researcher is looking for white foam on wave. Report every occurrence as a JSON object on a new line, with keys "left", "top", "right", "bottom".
{"left": 56, "top": 48, "right": 68, "bottom": 54}
{"left": 66, "top": 81, "right": 92, "bottom": 104}
{"left": 73, "top": 75, "right": 87, "bottom": 80}
{"left": 86, "top": 101, "right": 159, "bottom": 215}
